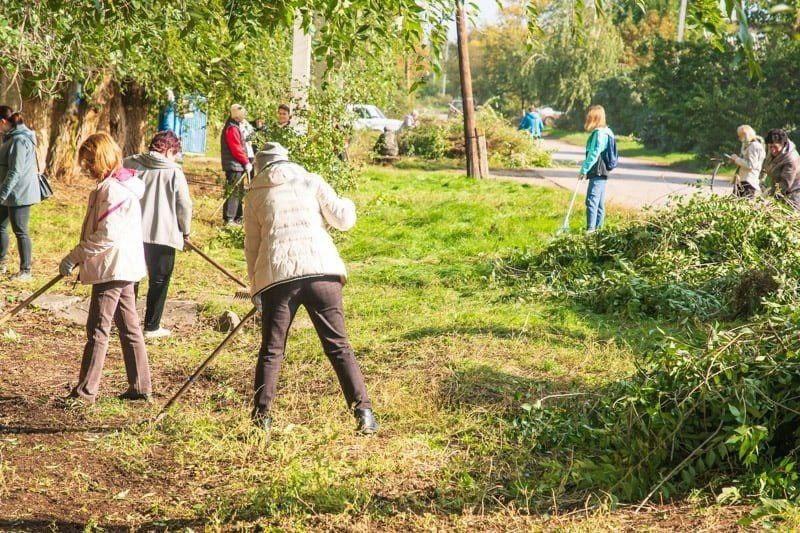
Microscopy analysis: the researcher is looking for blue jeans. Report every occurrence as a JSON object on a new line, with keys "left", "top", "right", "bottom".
{"left": 585, "top": 178, "right": 607, "bottom": 231}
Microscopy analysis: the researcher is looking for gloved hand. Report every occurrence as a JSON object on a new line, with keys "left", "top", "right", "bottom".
{"left": 59, "top": 257, "right": 76, "bottom": 277}
{"left": 245, "top": 163, "right": 253, "bottom": 174}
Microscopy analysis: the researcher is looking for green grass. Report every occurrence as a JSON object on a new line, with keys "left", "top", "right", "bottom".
{"left": 0, "top": 163, "right": 752, "bottom": 529}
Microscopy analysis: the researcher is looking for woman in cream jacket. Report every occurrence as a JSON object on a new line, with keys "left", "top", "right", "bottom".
{"left": 244, "top": 142, "right": 377, "bottom": 434}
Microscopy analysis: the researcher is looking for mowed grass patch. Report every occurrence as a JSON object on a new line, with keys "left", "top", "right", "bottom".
{"left": 0, "top": 162, "right": 682, "bottom": 528}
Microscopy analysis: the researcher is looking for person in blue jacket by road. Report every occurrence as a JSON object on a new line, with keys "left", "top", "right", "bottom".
{"left": 518, "top": 106, "right": 544, "bottom": 139}
{"left": 579, "top": 105, "right": 615, "bottom": 232}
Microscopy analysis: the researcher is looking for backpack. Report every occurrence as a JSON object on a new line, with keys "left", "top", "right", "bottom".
{"left": 601, "top": 133, "right": 619, "bottom": 171}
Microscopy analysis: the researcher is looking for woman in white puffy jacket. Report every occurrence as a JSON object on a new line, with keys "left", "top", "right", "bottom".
{"left": 244, "top": 142, "right": 377, "bottom": 434}
{"left": 59, "top": 133, "right": 152, "bottom": 405}
{"left": 729, "top": 125, "right": 765, "bottom": 198}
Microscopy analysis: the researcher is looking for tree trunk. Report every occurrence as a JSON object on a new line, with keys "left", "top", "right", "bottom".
{"left": 120, "top": 81, "right": 149, "bottom": 155}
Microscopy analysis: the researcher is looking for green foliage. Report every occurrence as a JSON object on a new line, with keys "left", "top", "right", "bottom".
{"left": 511, "top": 308, "right": 800, "bottom": 502}
{"left": 498, "top": 195, "right": 800, "bottom": 506}
{"left": 268, "top": 88, "right": 358, "bottom": 192}
{"left": 475, "top": 107, "right": 553, "bottom": 168}
{"left": 399, "top": 119, "right": 450, "bottom": 160}
{"left": 583, "top": 39, "right": 800, "bottom": 158}
{"left": 529, "top": 5, "right": 625, "bottom": 113}
{"left": 497, "top": 195, "right": 800, "bottom": 320}
{"left": 399, "top": 108, "right": 551, "bottom": 168}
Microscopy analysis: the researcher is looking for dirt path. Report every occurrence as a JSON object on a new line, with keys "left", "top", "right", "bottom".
{"left": 493, "top": 137, "right": 727, "bottom": 209}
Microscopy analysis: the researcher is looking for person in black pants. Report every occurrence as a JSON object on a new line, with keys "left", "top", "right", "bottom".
{"left": 124, "top": 131, "right": 193, "bottom": 340}
{"left": 220, "top": 104, "right": 251, "bottom": 226}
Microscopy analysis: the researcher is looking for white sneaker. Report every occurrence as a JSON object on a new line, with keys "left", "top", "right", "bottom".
{"left": 144, "top": 328, "right": 171, "bottom": 339}
{"left": 9, "top": 271, "right": 32, "bottom": 282}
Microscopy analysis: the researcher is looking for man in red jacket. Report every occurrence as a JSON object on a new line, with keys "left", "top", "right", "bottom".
{"left": 219, "top": 104, "right": 252, "bottom": 225}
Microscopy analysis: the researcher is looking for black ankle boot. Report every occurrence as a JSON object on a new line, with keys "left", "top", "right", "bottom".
{"left": 354, "top": 408, "right": 379, "bottom": 435}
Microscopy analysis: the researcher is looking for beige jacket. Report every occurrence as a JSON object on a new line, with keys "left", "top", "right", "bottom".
{"left": 731, "top": 137, "right": 765, "bottom": 191}
{"left": 67, "top": 169, "right": 147, "bottom": 285}
{"left": 244, "top": 160, "right": 355, "bottom": 303}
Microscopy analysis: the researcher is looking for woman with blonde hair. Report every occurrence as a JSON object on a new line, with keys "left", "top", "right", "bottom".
{"left": 579, "top": 105, "right": 615, "bottom": 231}
{"left": 60, "top": 132, "right": 152, "bottom": 405}
{"left": 728, "top": 125, "right": 764, "bottom": 198}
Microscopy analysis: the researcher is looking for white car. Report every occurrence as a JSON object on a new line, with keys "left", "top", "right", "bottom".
{"left": 349, "top": 104, "right": 403, "bottom": 132}
{"left": 538, "top": 106, "right": 564, "bottom": 126}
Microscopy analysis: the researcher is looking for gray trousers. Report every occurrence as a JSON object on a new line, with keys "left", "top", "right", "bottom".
{"left": 72, "top": 281, "right": 152, "bottom": 402}
{"left": 0, "top": 205, "right": 32, "bottom": 272}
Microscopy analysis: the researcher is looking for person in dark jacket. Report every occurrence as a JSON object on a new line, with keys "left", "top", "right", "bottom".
{"left": 762, "top": 129, "right": 800, "bottom": 209}
{"left": 0, "top": 108, "right": 40, "bottom": 282}
{"left": 220, "top": 104, "right": 252, "bottom": 225}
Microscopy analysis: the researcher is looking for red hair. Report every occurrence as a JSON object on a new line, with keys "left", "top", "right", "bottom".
{"left": 148, "top": 130, "right": 182, "bottom": 154}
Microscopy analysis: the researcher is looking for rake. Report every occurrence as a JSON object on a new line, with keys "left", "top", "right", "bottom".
{"left": 184, "top": 240, "right": 250, "bottom": 301}
{"left": 154, "top": 306, "right": 258, "bottom": 424}
{"left": 557, "top": 177, "right": 583, "bottom": 235}
{"left": 0, "top": 274, "right": 65, "bottom": 326}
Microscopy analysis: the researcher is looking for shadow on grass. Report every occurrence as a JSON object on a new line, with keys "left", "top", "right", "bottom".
{"left": 0, "top": 519, "right": 210, "bottom": 532}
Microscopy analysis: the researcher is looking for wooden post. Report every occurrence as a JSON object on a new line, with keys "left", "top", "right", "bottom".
{"left": 476, "top": 129, "right": 489, "bottom": 178}
{"left": 455, "top": 0, "right": 479, "bottom": 178}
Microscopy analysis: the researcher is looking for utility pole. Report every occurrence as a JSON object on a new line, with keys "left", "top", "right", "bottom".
{"left": 291, "top": 13, "right": 312, "bottom": 129}
{"left": 455, "top": 0, "right": 479, "bottom": 178}
{"left": 677, "top": 0, "right": 688, "bottom": 42}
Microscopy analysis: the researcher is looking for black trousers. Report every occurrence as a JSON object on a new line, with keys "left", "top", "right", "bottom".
{"left": 254, "top": 276, "right": 372, "bottom": 413}
{"left": 223, "top": 170, "right": 244, "bottom": 223}
{"left": 0, "top": 205, "right": 32, "bottom": 272}
{"left": 135, "top": 243, "right": 176, "bottom": 332}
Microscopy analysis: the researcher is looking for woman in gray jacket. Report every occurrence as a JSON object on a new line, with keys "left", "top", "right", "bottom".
{"left": 124, "top": 131, "right": 192, "bottom": 339}
{"left": 0, "top": 108, "right": 40, "bottom": 282}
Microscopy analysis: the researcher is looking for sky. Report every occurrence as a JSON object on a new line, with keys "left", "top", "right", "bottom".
{"left": 447, "top": 0, "right": 502, "bottom": 41}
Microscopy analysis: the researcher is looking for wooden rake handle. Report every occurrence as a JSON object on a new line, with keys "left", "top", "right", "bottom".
{"left": 0, "top": 274, "right": 65, "bottom": 326}
{"left": 184, "top": 240, "right": 247, "bottom": 289}
{"left": 154, "top": 306, "right": 258, "bottom": 424}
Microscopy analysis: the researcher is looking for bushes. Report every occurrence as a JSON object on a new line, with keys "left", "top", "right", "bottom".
{"left": 399, "top": 119, "right": 450, "bottom": 159}
{"left": 498, "top": 195, "right": 800, "bottom": 320}
{"left": 512, "top": 310, "right": 800, "bottom": 504}
{"left": 398, "top": 108, "right": 552, "bottom": 168}
{"left": 496, "top": 195, "right": 800, "bottom": 508}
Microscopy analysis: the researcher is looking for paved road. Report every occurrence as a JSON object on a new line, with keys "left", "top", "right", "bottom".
{"left": 492, "top": 137, "right": 726, "bottom": 209}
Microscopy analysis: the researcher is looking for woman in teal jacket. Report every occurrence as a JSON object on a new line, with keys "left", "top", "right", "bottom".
{"left": 579, "top": 105, "right": 614, "bottom": 231}
{"left": 0, "top": 108, "right": 40, "bottom": 281}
